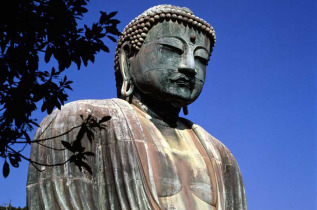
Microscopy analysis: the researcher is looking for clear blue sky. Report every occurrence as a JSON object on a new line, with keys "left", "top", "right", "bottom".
{"left": 0, "top": 0, "right": 316, "bottom": 209}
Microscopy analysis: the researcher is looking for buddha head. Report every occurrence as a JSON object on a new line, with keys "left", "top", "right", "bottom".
{"left": 115, "top": 5, "right": 216, "bottom": 109}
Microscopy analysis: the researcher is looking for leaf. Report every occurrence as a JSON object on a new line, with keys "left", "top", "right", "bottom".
{"left": 85, "top": 27, "right": 92, "bottom": 40}
{"left": 81, "top": 55, "right": 88, "bottom": 66}
{"left": 96, "top": 32, "right": 106, "bottom": 39}
{"left": 9, "top": 154, "right": 20, "bottom": 168}
{"left": 29, "top": 120, "right": 40, "bottom": 127}
{"left": 99, "top": 13, "right": 108, "bottom": 24}
{"left": 89, "top": 54, "right": 95, "bottom": 63}
{"left": 108, "top": 11, "right": 118, "bottom": 19}
{"left": 73, "top": 55, "right": 81, "bottom": 70}
{"left": 99, "top": 116, "right": 111, "bottom": 124}
{"left": 65, "top": 85, "right": 73, "bottom": 91}
{"left": 47, "top": 103, "right": 54, "bottom": 114}
{"left": 61, "top": 141, "right": 74, "bottom": 152}
{"left": 76, "top": 126, "right": 86, "bottom": 143}
{"left": 24, "top": 132, "right": 31, "bottom": 144}
{"left": 65, "top": 80, "right": 73, "bottom": 85}
{"left": 78, "top": 6, "right": 88, "bottom": 14}
{"left": 51, "top": 67, "right": 56, "bottom": 76}
{"left": 56, "top": 100, "right": 61, "bottom": 110}
{"left": 105, "top": 26, "right": 121, "bottom": 36}
{"left": 45, "top": 45, "right": 53, "bottom": 63}
{"left": 3, "top": 160, "right": 10, "bottom": 178}
{"left": 100, "top": 43, "right": 109, "bottom": 52}
{"left": 87, "top": 129, "right": 93, "bottom": 142}
{"left": 41, "top": 101, "right": 47, "bottom": 112}
{"left": 109, "top": 19, "right": 121, "bottom": 25}
{"left": 107, "top": 35, "right": 116, "bottom": 43}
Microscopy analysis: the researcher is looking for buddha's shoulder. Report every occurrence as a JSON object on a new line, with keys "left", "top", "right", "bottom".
{"left": 58, "top": 98, "right": 131, "bottom": 111}
{"left": 40, "top": 98, "right": 133, "bottom": 125}
{"left": 180, "top": 117, "right": 238, "bottom": 165}
{"left": 50, "top": 98, "right": 131, "bottom": 113}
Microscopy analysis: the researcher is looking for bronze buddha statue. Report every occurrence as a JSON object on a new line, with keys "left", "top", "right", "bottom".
{"left": 27, "top": 5, "right": 247, "bottom": 210}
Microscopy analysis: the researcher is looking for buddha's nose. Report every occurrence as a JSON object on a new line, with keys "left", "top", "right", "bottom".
{"left": 178, "top": 51, "right": 197, "bottom": 76}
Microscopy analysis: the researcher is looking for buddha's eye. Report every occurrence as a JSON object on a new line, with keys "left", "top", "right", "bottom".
{"left": 194, "top": 48, "right": 210, "bottom": 66}
{"left": 195, "top": 56, "right": 208, "bottom": 66}
{"left": 159, "top": 43, "right": 183, "bottom": 55}
{"left": 156, "top": 37, "right": 184, "bottom": 55}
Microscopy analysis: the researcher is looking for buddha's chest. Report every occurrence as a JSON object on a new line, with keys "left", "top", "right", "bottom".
{"left": 143, "top": 122, "right": 217, "bottom": 208}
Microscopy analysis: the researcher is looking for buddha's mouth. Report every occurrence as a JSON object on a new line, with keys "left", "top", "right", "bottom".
{"left": 171, "top": 77, "right": 194, "bottom": 89}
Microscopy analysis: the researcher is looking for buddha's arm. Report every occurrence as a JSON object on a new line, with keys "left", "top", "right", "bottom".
{"left": 214, "top": 140, "right": 247, "bottom": 210}
{"left": 26, "top": 100, "right": 120, "bottom": 209}
{"left": 26, "top": 99, "right": 161, "bottom": 210}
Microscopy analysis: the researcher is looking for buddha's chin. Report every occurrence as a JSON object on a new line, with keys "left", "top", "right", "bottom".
{"left": 163, "top": 89, "right": 194, "bottom": 107}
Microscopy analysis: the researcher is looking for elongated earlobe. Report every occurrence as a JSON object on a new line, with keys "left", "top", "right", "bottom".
{"left": 119, "top": 43, "right": 134, "bottom": 99}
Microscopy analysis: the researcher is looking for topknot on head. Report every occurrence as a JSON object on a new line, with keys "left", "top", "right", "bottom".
{"left": 114, "top": 5, "right": 216, "bottom": 71}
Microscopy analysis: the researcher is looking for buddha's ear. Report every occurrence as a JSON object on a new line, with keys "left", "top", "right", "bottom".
{"left": 119, "top": 42, "right": 134, "bottom": 97}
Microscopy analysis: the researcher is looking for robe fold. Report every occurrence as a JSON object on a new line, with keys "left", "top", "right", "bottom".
{"left": 27, "top": 98, "right": 247, "bottom": 210}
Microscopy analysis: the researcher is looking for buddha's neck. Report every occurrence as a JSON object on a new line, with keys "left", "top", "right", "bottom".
{"left": 132, "top": 92, "right": 181, "bottom": 127}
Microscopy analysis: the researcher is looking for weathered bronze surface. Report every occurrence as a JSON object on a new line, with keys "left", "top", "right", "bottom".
{"left": 27, "top": 5, "right": 247, "bottom": 210}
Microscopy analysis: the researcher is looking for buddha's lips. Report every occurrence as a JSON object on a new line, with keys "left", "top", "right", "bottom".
{"left": 170, "top": 76, "right": 194, "bottom": 89}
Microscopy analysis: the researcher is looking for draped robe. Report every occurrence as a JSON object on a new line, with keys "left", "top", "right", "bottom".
{"left": 27, "top": 98, "right": 247, "bottom": 210}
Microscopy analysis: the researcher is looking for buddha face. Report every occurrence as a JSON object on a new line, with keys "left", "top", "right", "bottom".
{"left": 129, "top": 21, "right": 211, "bottom": 107}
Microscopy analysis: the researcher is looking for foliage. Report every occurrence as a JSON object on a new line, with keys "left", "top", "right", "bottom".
{"left": 0, "top": 205, "right": 27, "bottom": 210}
{"left": 0, "top": 0, "right": 120, "bottom": 178}
{"left": 26, "top": 114, "right": 111, "bottom": 175}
